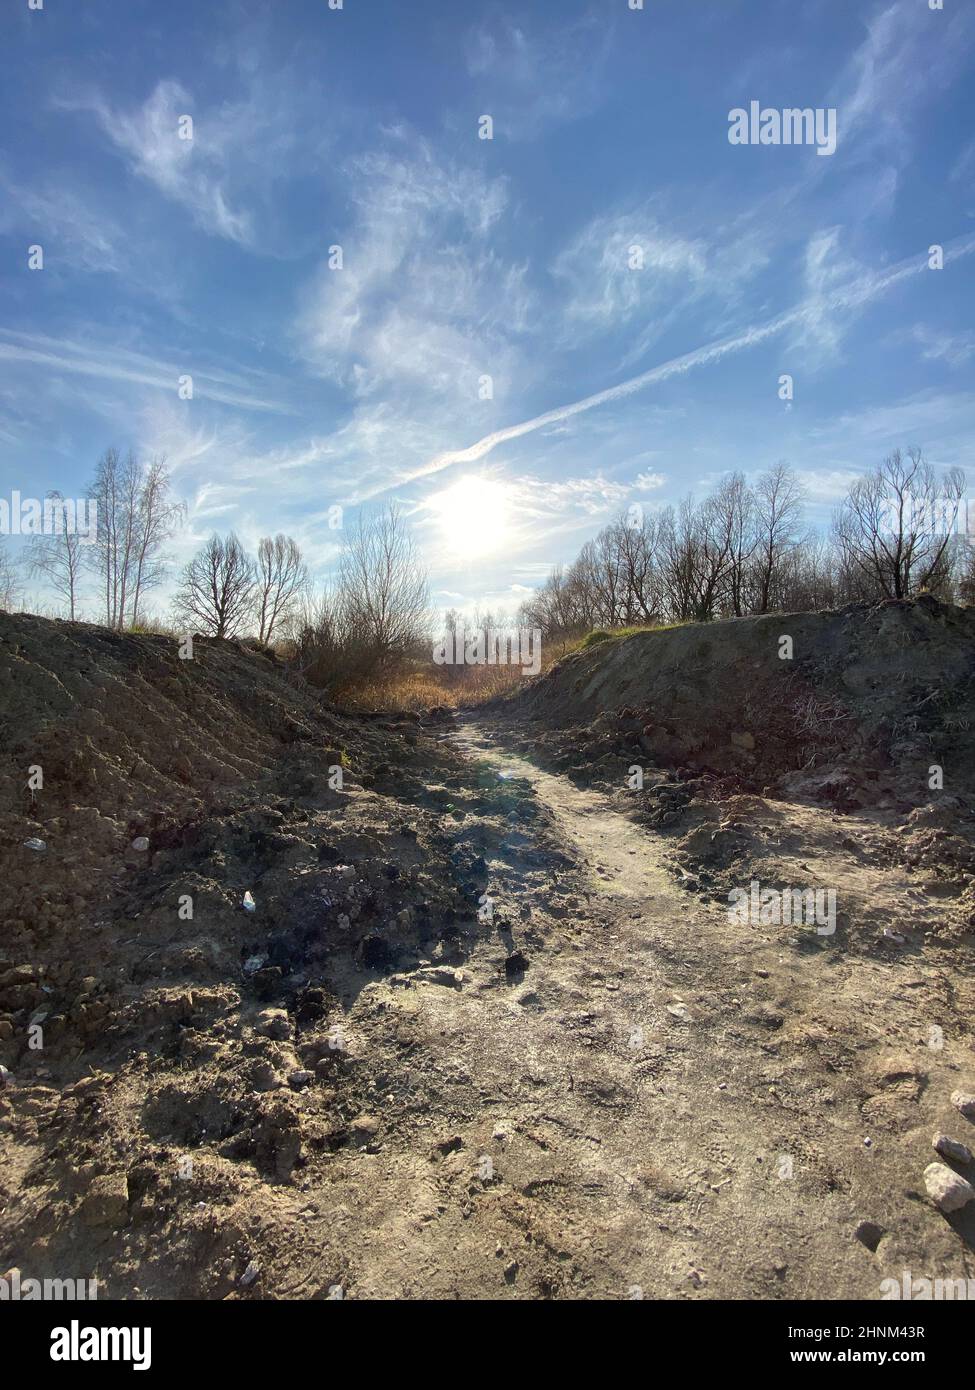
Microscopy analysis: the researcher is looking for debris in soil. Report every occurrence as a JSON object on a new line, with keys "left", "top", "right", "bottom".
{"left": 2, "top": 604, "right": 974, "bottom": 1301}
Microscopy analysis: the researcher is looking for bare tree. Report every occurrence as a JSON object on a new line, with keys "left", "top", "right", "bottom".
{"left": 713, "top": 472, "right": 756, "bottom": 617}
{"left": 27, "top": 491, "right": 85, "bottom": 619}
{"left": 286, "top": 587, "right": 345, "bottom": 683}
{"left": 0, "top": 539, "right": 20, "bottom": 611}
{"left": 89, "top": 447, "right": 126, "bottom": 627}
{"left": 835, "top": 449, "right": 964, "bottom": 599}
{"left": 87, "top": 448, "right": 184, "bottom": 629}
{"left": 130, "top": 457, "right": 185, "bottom": 627}
{"left": 172, "top": 533, "right": 256, "bottom": 638}
{"left": 255, "top": 534, "right": 308, "bottom": 644}
{"left": 751, "top": 463, "right": 805, "bottom": 613}
{"left": 619, "top": 511, "right": 662, "bottom": 622}
{"left": 337, "top": 504, "right": 428, "bottom": 669}
{"left": 957, "top": 537, "right": 975, "bottom": 606}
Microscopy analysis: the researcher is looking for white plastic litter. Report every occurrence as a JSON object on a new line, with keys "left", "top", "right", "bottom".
{"left": 131, "top": 836, "right": 150, "bottom": 852}
{"left": 242, "top": 891, "right": 256, "bottom": 913}
{"left": 23, "top": 838, "right": 46, "bottom": 852}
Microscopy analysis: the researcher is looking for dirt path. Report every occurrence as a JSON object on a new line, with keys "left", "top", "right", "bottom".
{"left": 3, "top": 691, "right": 973, "bottom": 1301}
{"left": 288, "top": 715, "right": 974, "bottom": 1299}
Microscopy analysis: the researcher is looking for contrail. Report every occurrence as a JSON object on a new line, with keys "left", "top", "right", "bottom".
{"left": 377, "top": 233, "right": 975, "bottom": 496}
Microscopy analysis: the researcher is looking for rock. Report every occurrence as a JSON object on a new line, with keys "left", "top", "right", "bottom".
{"left": 934, "top": 1134, "right": 973, "bottom": 1165}
{"left": 0, "top": 1064, "right": 10, "bottom": 1089}
{"left": 243, "top": 955, "right": 267, "bottom": 976}
{"left": 239, "top": 1261, "right": 260, "bottom": 1288}
{"left": 288, "top": 1070, "right": 315, "bottom": 1089}
{"left": 504, "top": 951, "right": 529, "bottom": 979}
{"left": 418, "top": 965, "right": 465, "bottom": 988}
{"left": 951, "top": 1090, "right": 975, "bottom": 1120}
{"left": 248, "top": 1060, "right": 279, "bottom": 1091}
{"left": 130, "top": 837, "right": 150, "bottom": 852}
{"left": 923, "top": 1162, "right": 975, "bottom": 1214}
{"left": 745, "top": 1004, "right": 784, "bottom": 1030}
{"left": 255, "top": 1008, "right": 291, "bottom": 1041}
{"left": 666, "top": 1004, "right": 691, "bottom": 1021}
{"left": 351, "top": 1113, "right": 380, "bottom": 1138}
{"left": 730, "top": 731, "right": 755, "bottom": 751}
{"left": 80, "top": 1173, "right": 129, "bottom": 1228}
{"left": 853, "top": 1220, "right": 885, "bottom": 1252}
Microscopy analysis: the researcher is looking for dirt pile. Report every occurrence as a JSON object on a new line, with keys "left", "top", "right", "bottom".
{"left": 491, "top": 598, "right": 975, "bottom": 944}
{"left": 506, "top": 597, "right": 975, "bottom": 803}
{"left": 0, "top": 613, "right": 488, "bottom": 1295}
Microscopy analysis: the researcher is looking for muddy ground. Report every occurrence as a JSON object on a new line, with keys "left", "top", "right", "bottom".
{"left": 1, "top": 603, "right": 974, "bottom": 1299}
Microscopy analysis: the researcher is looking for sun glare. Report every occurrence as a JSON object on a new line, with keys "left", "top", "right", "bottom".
{"left": 430, "top": 476, "right": 510, "bottom": 559}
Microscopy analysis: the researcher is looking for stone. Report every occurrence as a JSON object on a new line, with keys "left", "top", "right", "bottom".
{"left": 288, "top": 1070, "right": 315, "bottom": 1089}
{"left": 255, "top": 1009, "right": 291, "bottom": 1041}
{"left": 351, "top": 1113, "right": 380, "bottom": 1138}
{"left": 418, "top": 965, "right": 465, "bottom": 988}
{"left": 923, "top": 1162, "right": 975, "bottom": 1214}
{"left": 933, "top": 1134, "right": 973, "bottom": 1165}
{"left": 731, "top": 731, "right": 755, "bottom": 751}
{"left": 504, "top": 951, "right": 529, "bottom": 978}
{"left": 130, "top": 837, "right": 150, "bottom": 852}
{"left": 951, "top": 1090, "right": 975, "bottom": 1120}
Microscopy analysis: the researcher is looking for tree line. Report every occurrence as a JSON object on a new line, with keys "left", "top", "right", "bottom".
{"left": 4, "top": 444, "right": 973, "bottom": 684}
{"left": 518, "top": 451, "right": 974, "bottom": 639}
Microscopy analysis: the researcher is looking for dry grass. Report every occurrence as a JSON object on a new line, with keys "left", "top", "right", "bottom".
{"left": 337, "top": 638, "right": 582, "bottom": 713}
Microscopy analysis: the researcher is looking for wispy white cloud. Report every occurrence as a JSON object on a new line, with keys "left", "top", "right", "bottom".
{"left": 391, "top": 231, "right": 975, "bottom": 493}
{"left": 57, "top": 80, "right": 254, "bottom": 244}
{"left": 0, "top": 330, "right": 294, "bottom": 414}
{"left": 464, "top": 10, "right": 613, "bottom": 139}
{"left": 297, "top": 138, "right": 521, "bottom": 400}
{"left": 634, "top": 471, "right": 667, "bottom": 491}
{"left": 0, "top": 175, "right": 126, "bottom": 274}
{"left": 550, "top": 197, "right": 771, "bottom": 369}
{"left": 909, "top": 324, "right": 975, "bottom": 368}
{"left": 838, "top": 0, "right": 974, "bottom": 155}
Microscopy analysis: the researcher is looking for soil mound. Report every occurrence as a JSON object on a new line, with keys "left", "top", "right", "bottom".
{"left": 510, "top": 597, "right": 975, "bottom": 802}
{"left": 0, "top": 613, "right": 473, "bottom": 1295}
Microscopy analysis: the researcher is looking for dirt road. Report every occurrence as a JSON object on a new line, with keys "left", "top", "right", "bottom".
{"left": 2, "top": 616, "right": 973, "bottom": 1299}
{"left": 281, "top": 715, "right": 975, "bottom": 1298}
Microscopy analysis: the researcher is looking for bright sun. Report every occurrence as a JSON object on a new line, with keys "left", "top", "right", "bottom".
{"left": 430, "top": 476, "right": 510, "bottom": 559}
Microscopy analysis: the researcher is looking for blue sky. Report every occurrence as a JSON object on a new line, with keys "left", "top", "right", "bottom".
{"left": 1, "top": 0, "right": 974, "bottom": 617}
